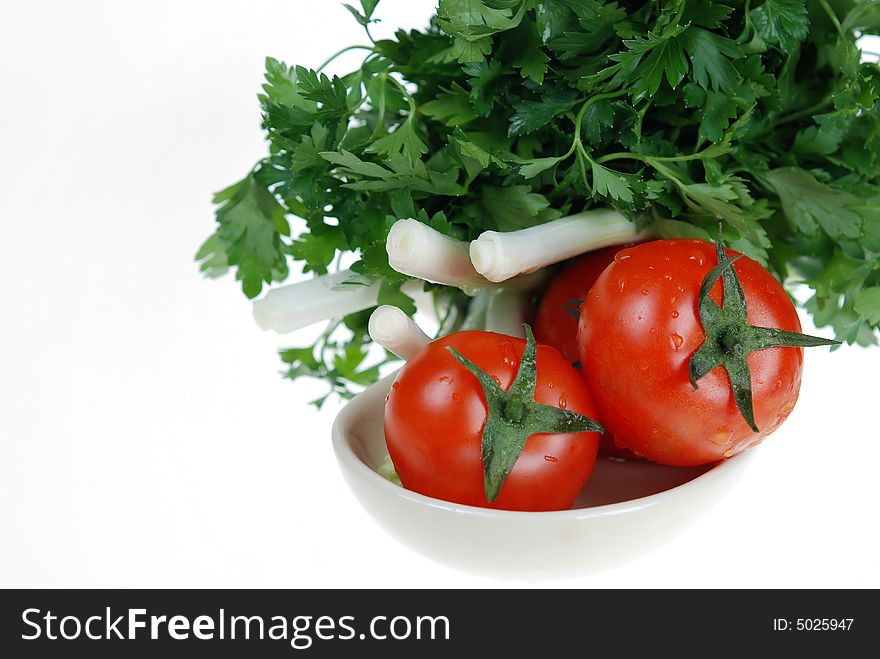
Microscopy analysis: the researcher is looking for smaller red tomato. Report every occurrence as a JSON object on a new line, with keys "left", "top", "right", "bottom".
{"left": 534, "top": 244, "right": 642, "bottom": 460}
{"left": 384, "top": 328, "right": 602, "bottom": 511}
{"left": 534, "top": 245, "right": 628, "bottom": 364}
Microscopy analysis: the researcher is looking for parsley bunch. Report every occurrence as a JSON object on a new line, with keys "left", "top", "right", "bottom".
{"left": 197, "top": 0, "right": 880, "bottom": 402}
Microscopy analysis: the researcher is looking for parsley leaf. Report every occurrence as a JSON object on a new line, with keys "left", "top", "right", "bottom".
{"left": 508, "top": 87, "right": 579, "bottom": 136}
{"left": 750, "top": 0, "right": 810, "bottom": 52}
{"left": 610, "top": 25, "right": 689, "bottom": 101}
{"left": 480, "top": 185, "right": 558, "bottom": 231}
{"left": 765, "top": 168, "right": 863, "bottom": 239}
{"left": 366, "top": 120, "right": 429, "bottom": 164}
{"left": 681, "top": 27, "right": 741, "bottom": 93}
{"left": 198, "top": 170, "right": 290, "bottom": 298}
{"left": 590, "top": 160, "right": 634, "bottom": 203}
{"left": 421, "top": 86, "right": 477, "bottom": 126}
{"left": 855, "top": 288, "right": 880, "bottom": 325}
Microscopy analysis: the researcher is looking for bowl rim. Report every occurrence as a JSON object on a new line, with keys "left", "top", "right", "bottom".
{"left": 332, "top": 376, "right": 757, "bottom": 521}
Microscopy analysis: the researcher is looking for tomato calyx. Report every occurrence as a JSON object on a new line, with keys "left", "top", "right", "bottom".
{"left": 447, "top": 325, "right": 604, "bottom": 503}
{"left": 562, "top": 297, "right": 582, "bottom": 320}
{"left": 688, "top": 231, "right": 840, "bottom": 432}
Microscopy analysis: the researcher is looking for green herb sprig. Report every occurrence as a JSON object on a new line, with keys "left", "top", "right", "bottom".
{"left": 198, "top": 0, "right": 880, "bottom": 402}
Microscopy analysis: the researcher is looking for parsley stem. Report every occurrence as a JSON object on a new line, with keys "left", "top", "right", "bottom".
{"left": 596, "top": 149, "right": 710, "bottom": 165}
{"left": 737, "top": 0, "right": 753, "bottom": 44}
{"left": 385, "top": 74, "right": 417, "bottom": 114}
{"left": 595, "top": 152, "right": 644, "bottom": 164}
{"left": 670, "top": 0, "right": 687, "bottom": 29}
{"left": 633, "top": 99, "right": 653, "bottom": 146}
{"left": 817, "top": 0, "right": 844, "bottom": 37}
{"left": 316, "top": 45, "right": 375, "bottom": 72}
{"left": 776, "top": 94, "right": 834, "bottom": 125}
{"left": 567, "top": 90, "right": 629, "bottom": 158}
{"left": 370, "top": 73, "right": 389, "bottom": 139}
{"left": 575, "top": 142, "right": 591, "bottom": 189}
{"left": 364, "top": 23, "right": 376, "bottom": 46}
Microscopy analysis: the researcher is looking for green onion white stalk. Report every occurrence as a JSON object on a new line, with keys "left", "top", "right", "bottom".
{"left": 253, "top": 269, "right": 381, "bottom": 334}
{"left": 485, "top": 290, "right": 528, "bottom": 338}
{"left": 386, "top": 218, "right": 491, "bottom": 289}
{"left": 368, "top": 305, "right": 431, "bottom": 360}
{"left": 469, "top": 210, "right": 647, "bottom": 283}
{"left": 255, "top": 211, "right": 643, "bottom": 336}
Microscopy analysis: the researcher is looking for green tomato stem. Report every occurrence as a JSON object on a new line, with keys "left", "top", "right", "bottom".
{"left": 688, "top": 228, "right": 841, "bottom": 432}
{"left": 448, "top": 325, "right": 603, "bottom": 503}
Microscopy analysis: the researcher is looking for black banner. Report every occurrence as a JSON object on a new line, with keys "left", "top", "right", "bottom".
{"left": 0, "top": 589, "right": 875, "bottom": 657}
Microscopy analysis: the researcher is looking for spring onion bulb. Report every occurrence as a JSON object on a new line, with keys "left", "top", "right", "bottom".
{"left": 253, "top": 269, "right": 380, "bottom": 334}
{"left": 386, "top": 218, "right": 491, "bottom": 289}
{"left": 368, "top": 305, "right": 431, "bottom": 360}
{"left": 469, "top": 209, "right": 648, "bottom": 283}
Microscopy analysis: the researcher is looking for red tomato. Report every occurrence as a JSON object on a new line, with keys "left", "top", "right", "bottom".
{"left": 577, "top": 239, "right": 804, "bottom": 467}
{"left": 534, "top": 245, "right": 630, "bottom": 363}
{"left": 534, "top": 244, "right": 641, "bottom": 460}
{"left": 384, "top": 330, "right": 601, "bottom": 511}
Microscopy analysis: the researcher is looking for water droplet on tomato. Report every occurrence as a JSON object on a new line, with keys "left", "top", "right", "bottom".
{"left": 492, "top": 375, "right": 502, "bottom": 386}
{"left": 384, "top": 394, "right": 390, "bottom": 403}
{"left": 650, "top": 327, "right": 657, "bottom": 334}
{"left": 547, "top": 381, "right": 554, "bottom": 389}
{"left": 671, "top": 310, "right": 679, "bottom": 318}
{"left": 709, "top": 428, "right": 731, "bottom": 445}
{"left": 452, "top": 392, "right": 462, "bottom": 402}
{"left": 500, "top": 341, "right": 517, "bottom": 367}
{"left": 723, "top": 447, "right": 737, "bottom": 458}
{"left": 392, "top": 382, "right": 400, "bottom": 390}
{"left": 615, "top": 252, "right": 631, "bottom": 263}
{"left": 618, "top": 279, "right": 626, "bottom": 292}
{"left": 670, "top": 333, "right": 684, "bottom": 350}
{"left": 544, "top": 455, "right": 559, "bottom": 463}
{"left": 648, "top": 265, "right": 655, "bottom": 272}
{"left": 438, "top": 375, "right": 453, "bottom": 384}
{"left": 558, "top": 393, "right": 568, "bottom": 409}
{"left": 756, "top": 379, "right": 764, "bottom": 385}
{"left": 663, "top": 273, "right": 672, "bottom": 281}
{"left": 677, "top": 285, "right": 685, "bottom": 293}
{"left": 641, "top": 289, "right": 649, "bottom": 296}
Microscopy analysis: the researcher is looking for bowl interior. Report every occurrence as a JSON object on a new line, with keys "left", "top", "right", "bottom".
{"left": 344, "top": 375, "right": 713, "bottom": 509}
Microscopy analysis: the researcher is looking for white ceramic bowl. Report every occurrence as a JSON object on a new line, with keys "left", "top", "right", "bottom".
{"left": 332, "top": 374, "right": 756, "bottom": 581}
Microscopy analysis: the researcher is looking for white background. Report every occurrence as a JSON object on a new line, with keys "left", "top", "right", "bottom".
{"left": 1, "top": 0, "right": 878, "bottom": 588}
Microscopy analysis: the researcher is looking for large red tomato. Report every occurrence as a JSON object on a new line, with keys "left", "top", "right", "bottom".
{"left": 577, "top": 239, "right": 808, "bottom": 467}
{"left": 384, "top": 330, "right": 601, "bottom": 511}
